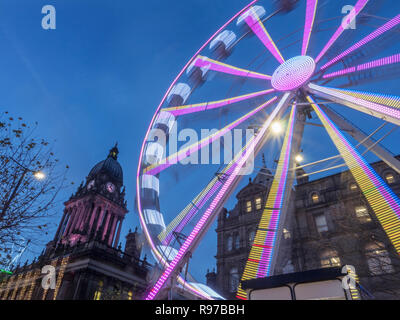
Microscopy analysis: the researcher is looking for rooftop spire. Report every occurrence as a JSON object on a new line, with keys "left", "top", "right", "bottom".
{"left": 108, "top": 142, "right": 119, "bottom": 160}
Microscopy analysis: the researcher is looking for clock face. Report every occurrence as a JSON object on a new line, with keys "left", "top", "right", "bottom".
{"left": 87, "top": 180, "right": 95, "bottom": 190}
{"left": 106, "top": 182, "right": 115, "bottom": 193}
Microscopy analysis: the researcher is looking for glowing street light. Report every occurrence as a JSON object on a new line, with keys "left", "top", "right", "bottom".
{"left": 33, "top": 171, "right": 46, "bottom": 180}
{"left": 271, "top": 121, "right": 283, "bottom": 134}
{"left": 295, "top": 154, "right": 304, "bottom": 163}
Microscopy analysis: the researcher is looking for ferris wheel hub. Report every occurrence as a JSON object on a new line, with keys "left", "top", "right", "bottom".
{"left": 271, "top": 55, "right": 316, "bottom": 92}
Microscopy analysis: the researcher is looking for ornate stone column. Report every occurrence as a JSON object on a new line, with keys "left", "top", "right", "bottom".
{"left": 54, "top": 209, "right": 68, "bottom": 241}
{"left": 113, "top": 218, "right": 123, "bottom": 248}
{"left": 102, "top": 212, "right": 112, "bottom": 241}
{"left": 107, "top": 215, "right": 118, "bottom": 246}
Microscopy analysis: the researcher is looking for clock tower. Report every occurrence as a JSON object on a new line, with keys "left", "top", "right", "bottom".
{"left": 54, "top": 144, "right": 128, "bottom": 248}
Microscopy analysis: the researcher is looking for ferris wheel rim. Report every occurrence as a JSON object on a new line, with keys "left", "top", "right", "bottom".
{"left": 137, "top": 0, "right": 400, "bottom": 300}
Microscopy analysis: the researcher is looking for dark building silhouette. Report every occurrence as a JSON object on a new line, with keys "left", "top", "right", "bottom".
{"left": 0, "top": 145, "right": 150, "bottom": 300}
{"left": 208, "top": 157, "right": 400, "bottom": 300}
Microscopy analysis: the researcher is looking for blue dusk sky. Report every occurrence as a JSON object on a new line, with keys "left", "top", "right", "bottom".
{"left": 2, "top": 0, "right": 400, "bottom": 284}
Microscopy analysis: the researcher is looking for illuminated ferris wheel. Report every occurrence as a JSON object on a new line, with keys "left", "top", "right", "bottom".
{"left": 137, "top": 0, "right": 400, "bottom": 300}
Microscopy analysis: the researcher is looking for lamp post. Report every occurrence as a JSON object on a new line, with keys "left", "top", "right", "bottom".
{"left": 0, "top": 156, "right": 45, "bottom": 220}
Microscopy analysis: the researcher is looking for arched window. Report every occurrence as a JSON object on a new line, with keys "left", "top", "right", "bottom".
{"left": 385, "top": 173, "right": 395, "bottom": 184}
{"left": 246, "top": 200, "right": 252, "bottom": 213}
{"left": 355, "top": 206, "right": 371, "bottom": 223}
{"left": 311, "top": 192, "right": 320, "bottom": 204}
{"left": 234, "top": 234, "right": 240, "bottom": 249}
{"left": 227, "top": 236, "right": 233, "bottom": 251}
{"left": 320, "top": 249, "right": 341, "bottom": 268}
{"left": 349, "top": 183, "right": 358, "bottom": 191}
{"left": 248, "top": 229, "right": 256, "bottom": 245}
{"left": 229, "top": 267, "right": 240, "bottom": 293}
{"left": 93, "top": 280, "right": 103, "bottom": 300}
{"left": 365, "top": 242, "right": 394, "bottom": 275}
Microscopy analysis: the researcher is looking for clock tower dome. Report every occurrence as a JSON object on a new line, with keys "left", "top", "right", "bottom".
{"left": 53, "top": 144, "right": 128, "bottom": 247}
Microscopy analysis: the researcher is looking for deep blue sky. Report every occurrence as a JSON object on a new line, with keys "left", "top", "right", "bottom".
{"left": 3, "top": 0, "right": 400, "bottom": 284}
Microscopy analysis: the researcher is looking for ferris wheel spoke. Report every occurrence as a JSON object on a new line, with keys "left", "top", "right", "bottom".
{"left": 193, "top": 55, "right": 271, "bottom": 80}
{"left": 321, "top": 53, "right": 400, "bottom": 80}
{"left": 320, "top": 104, "right": 400, "bottom": 175}
{"left": 315, "top": 0, "right": 370, "bottom": 64}
{"left": 240, "top": 7, "right": 285, "bottom": 64}
{"left": 301, "top": 0, "right": 319, "bottom": 56}
{"left": 320, "top": 14, "right": 400, "bottom": 70}
{"left": 306, "top": 95, "right": 400, "bottom": 256}
{"left": 145, "top": 93, "right": 294, "bottom": 300}
{"left": 307, "top": 83, "right": 400, "bottom": 126}
{"left": 158, "top": 162, "right": 235, "bottom": 246}
{"left": 237, "top": 103, "right": 300, "bottom": 300}
{"left": 143, "top": 96, "right": 278, "bottom": 176}
{"left": 161, "top": 89, "right": 275, "bottom": 116}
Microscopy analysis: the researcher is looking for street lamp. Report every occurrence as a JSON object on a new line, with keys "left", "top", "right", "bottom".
{"left": 295, "top": 154, "right": 304, "bottom": 163}
{"left": 271, "top": 121, "right": 283, "bottom": 134}
{"left": 33, "top": 171, "right": 46, "bottom": 180}
{"left": 7, "top": 156, "right": 45, "bottom": 181}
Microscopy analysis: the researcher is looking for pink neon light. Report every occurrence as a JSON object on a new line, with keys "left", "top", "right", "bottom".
{"left": 309, "top": 96, "right": 400, "bottom": 214}
{"left": 310, "top": 84, "right": 400, "bottom": 121}
{"left": 243, "top": 9, "right": 285, "bottom": 64}
{"left": 164, "top": 89, "right": 275, "bottom": 116}
{"left": 321, "top": 14, "right": 400, "bottom": 70}
{"left": 144, "top": 97, "right": 277, "bottom": 176}
{"left": 301, "top": 0, "right": 318, "bottom": 56}
{"left": 194, "top": 56, "right": 271, "bottom": 80}
{"left": 136, "top": 0, "right": 259, "bottom": 300}
{"left": 323, "top": 53, "right": 400, "bottom": 79}
{"left": 145, "top": 94, "right": 290, "bottom": 300}
{"left": 271, "top": 55, "right": 316, "bottom": 91}
{"left": 315, "top": 0, "right": 369, "bottom": 63}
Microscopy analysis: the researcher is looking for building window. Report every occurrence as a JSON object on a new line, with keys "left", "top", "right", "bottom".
{"left": 355, "top": 206, "right": 371, "bottom": 223}
{"left": 93, "top": 280, "right": 103, "bottom": 300}
{"left": 246, "top": 201, "right": 252, "bottom": 213}
{"left": 248, "top": 230, "right": 256, "bottom": 245}
{"left": 366, "top": 242, "right": 394, "bottom": 275}
{"left": 229, "top": 268, "right": 240, "bottom": 293}
{"left": 315, "top": 213, "right": 328, "bottom": 233}
{"left": 234, "top": 234, "right": 240, "bottom": 249}
{"left": 283, "top": 228, "right": 291, "bottom": 239}
{"left": 255, "top": 197, "right": 262, "bottom": 210}
{"left": 127, "top": 291, "right": 133, "bottom": 300}
{"left": 320, "top": 249, "right": 341, "bottom": 268}
{"left": 385, "top": 173, "right": 395, "bottom": 184}
{"left": 350, "top": 183, "right": 358, "bottom": 191}
{"left": 311, "top": 192, "right": 320, "bottom": 204}
{"left": 227, "top": 236, "right": 233, "bottom": 251}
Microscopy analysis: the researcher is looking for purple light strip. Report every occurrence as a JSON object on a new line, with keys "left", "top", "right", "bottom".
{"left": 315, "top": 0, "right": 369, "bottom": 63}
{"left": 243, "top": 9, "right": 285, "bottom": 64}
{"left": 301, "top": 0, "right": 318, "bottom": 56}
{"left": 144, "top": 97, "right": 278, "bottom": 176}
{"left": 322, "top": 53, "right": 400, "bottom": 79}
{"left": 309, "top": 84, "right": 400, "bottom": 121}
{"left": 194, "top": 55, "right": 271, "bottom": 80}
{"left": 145, "top": 94, "right": 291, "bottom": 300}
{"left": 136, "top": 0, "right": 259, "bottom": 300}
{"left": 321, "top": 14, "right": 400, "bottom": 70}
{"left": 162, "top": 89, "right": 275, "bottom": 116}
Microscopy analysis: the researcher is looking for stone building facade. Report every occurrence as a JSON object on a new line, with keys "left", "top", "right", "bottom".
{"left": 0, "top": 145, "right": 150, "bottom": 300}
{"left": 207, "top": 158, "right": 400, "bottom": 300}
